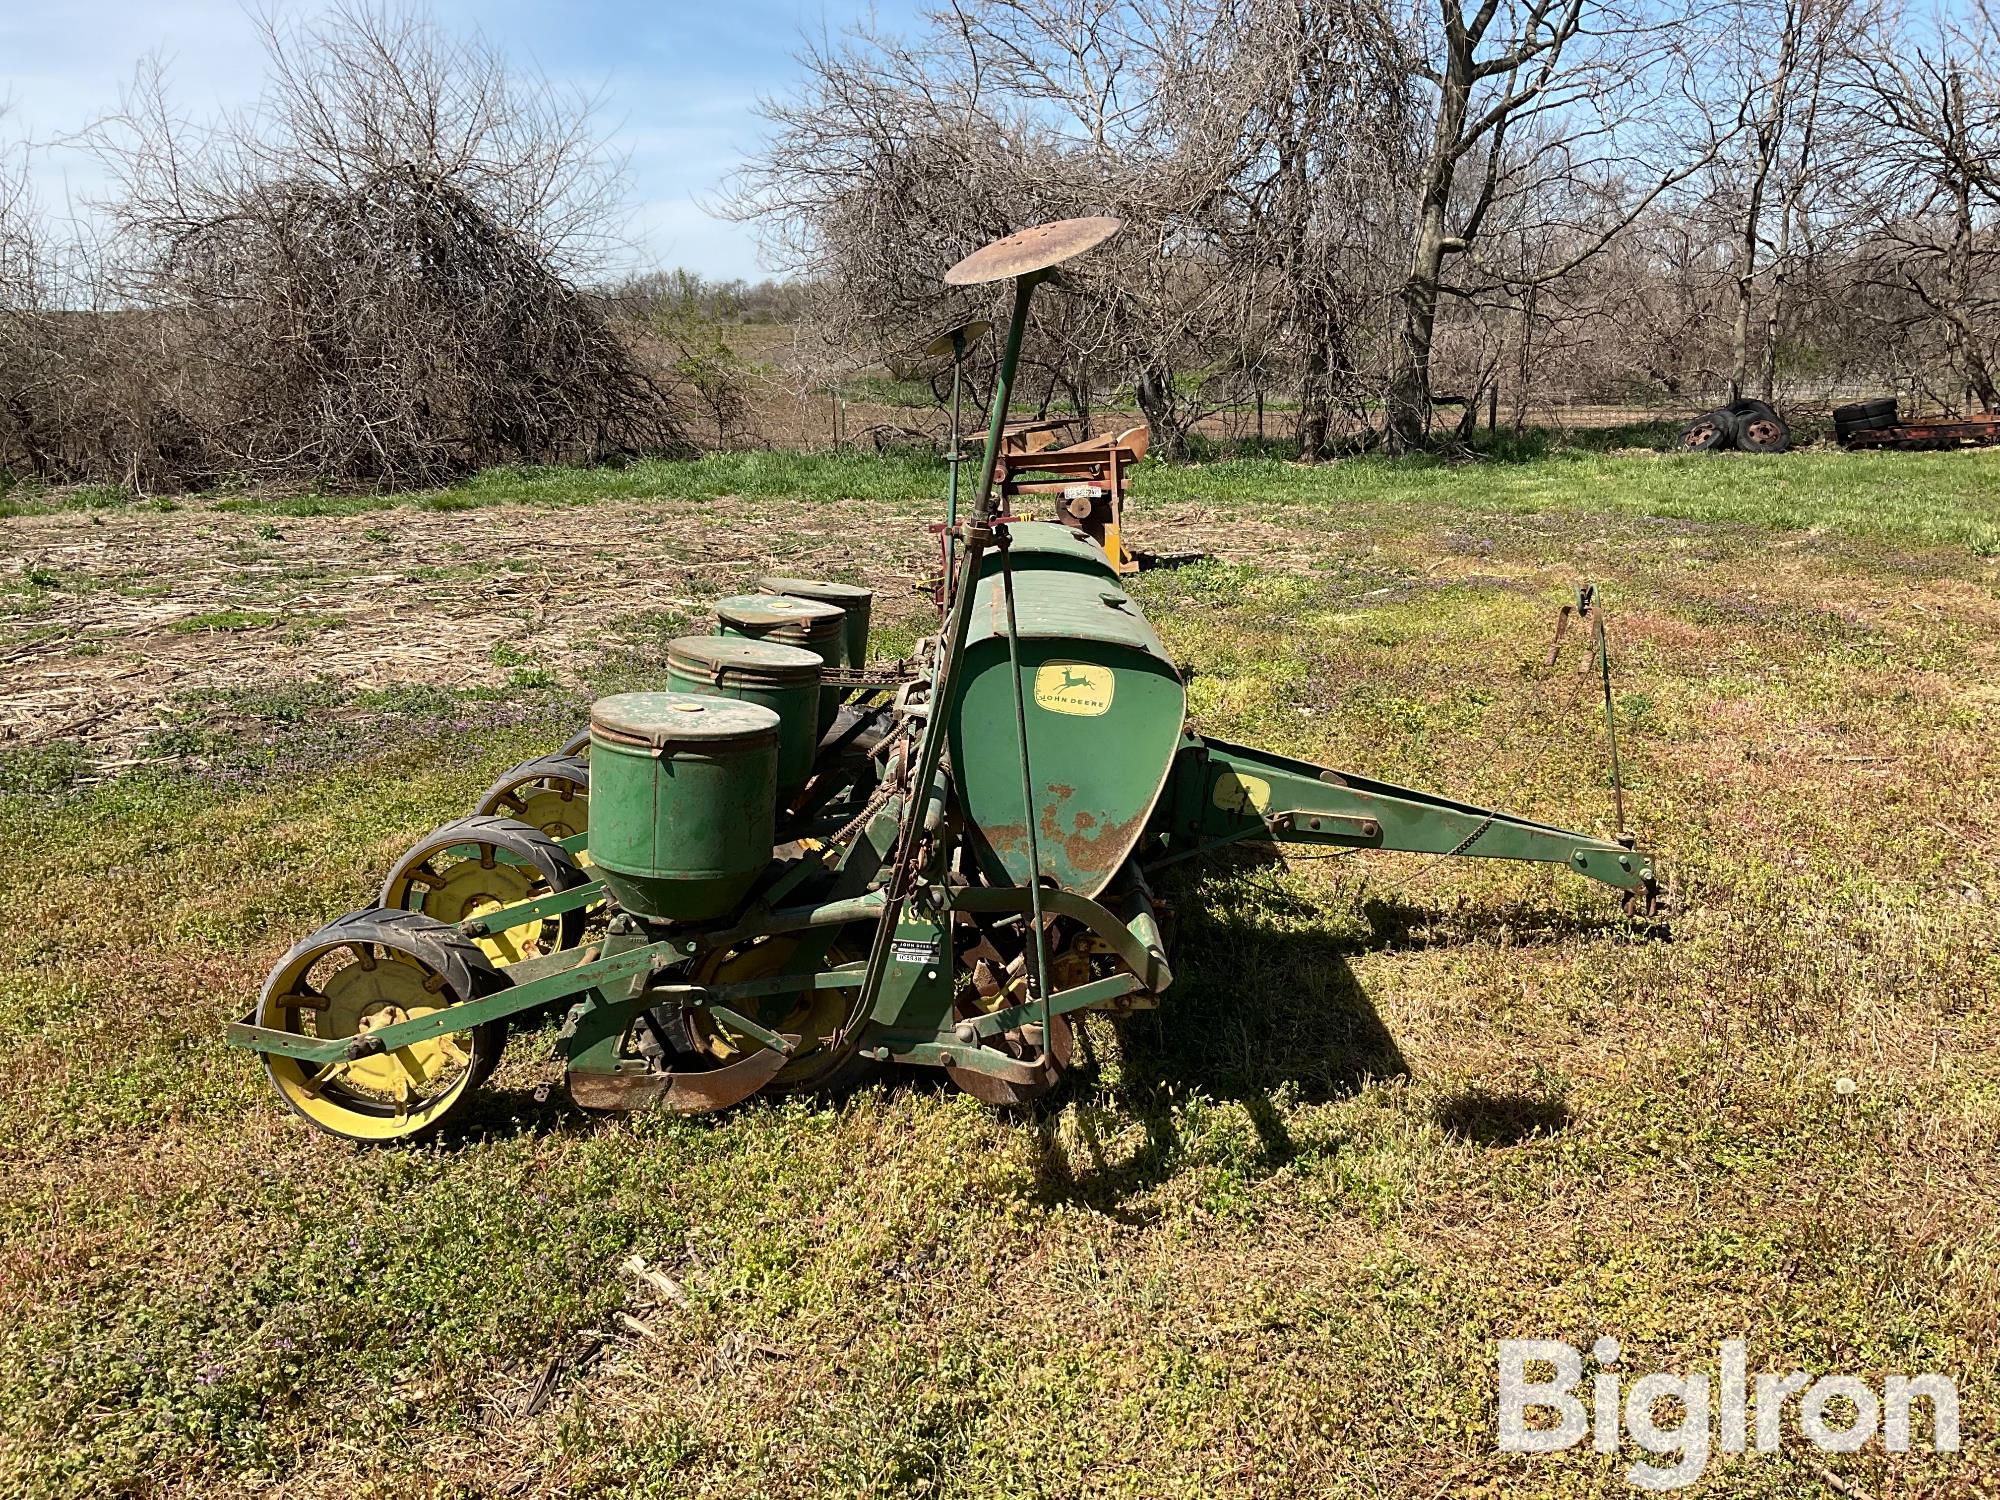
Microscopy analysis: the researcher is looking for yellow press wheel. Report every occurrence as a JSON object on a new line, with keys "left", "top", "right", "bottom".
{"left": 378, "top": 814, "right": 588, "bottom": 966}
{"left": 255, "top": 908, "right": 504, "bottom": 1143}
{"left": 477, "top": 753, "right": 590, "bottom": 841}
{"left": 681, "top": 933, "right": 868, "bottom": 1094}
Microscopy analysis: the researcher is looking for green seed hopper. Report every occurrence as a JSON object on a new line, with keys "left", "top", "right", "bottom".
{"left": 226, "top": 218, "right": 1663, "bottom": 1142}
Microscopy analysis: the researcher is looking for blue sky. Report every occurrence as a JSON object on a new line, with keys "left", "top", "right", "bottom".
{"left": 2, "top": 1, "right": 922, "bottom": 279}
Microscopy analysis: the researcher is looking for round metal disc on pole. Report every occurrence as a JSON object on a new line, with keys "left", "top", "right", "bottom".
{"left": 942, "top": 217, "right": 1122, "bottom": 286}
{"left": 924, "top": 319, "right": 992, "bottom": 358}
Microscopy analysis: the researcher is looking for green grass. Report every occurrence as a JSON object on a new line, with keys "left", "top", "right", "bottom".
{"left": 207, "top": 451, "right": 952, "bottom": 517}
{"left": 170, "top": 608, "right": 284, "bottom": 632}
{"left": 10, "top": 429, "right": 1999, "bottom": 555}
{"left": 1148, "top": 448, "right": 2000, "bottom": 554}
{"left": 0, "top": 451, "right": 1996, "bottom": 1496}
{"left": 112, "top": 441, "right": 1995, "bottom": 556}
{"left": 0, "top": 481, "right": 132, "bottom": 519}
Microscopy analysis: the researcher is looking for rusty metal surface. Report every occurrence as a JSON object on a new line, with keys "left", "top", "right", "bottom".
{"left": 924, "top": 319, "right": 992, "bottom": 357}
{"left": 1681, "top": 415, "right": 1726, "bottom": 448}
{"left": 1842, "top": 418, "right": 2000, "bottom": 450}
{"left": 566, "top": 1043, "right": 794, "bottom": 1114}
{"left": 943, "top": 217, "right": 1122, "bottom": 286}
{"left": 1742, "top": 414, "right": 1787, "bottom": 447}
{"left": 945, "top": 1009, "right": 1073, "bottom": 1108}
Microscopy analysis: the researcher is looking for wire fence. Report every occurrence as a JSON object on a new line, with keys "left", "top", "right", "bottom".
{"left": 735, "top": 365, "right": 1911, "bottom": 456}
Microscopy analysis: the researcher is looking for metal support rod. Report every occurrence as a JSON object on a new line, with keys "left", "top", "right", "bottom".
{"left": 942, "top": 342, "right": 963, "bottom": 613}
{"left": 996, "top": 533, "right": 1053, "bottom": 1038}
{"left": 850, "top": 273, "right": 1042, "bottom": 1026}
{"left": 1593, "top": 602, "right": 1627, "bottom": 833}
{"left": 971, "top": 276, "right": 1038, "bottom": 523}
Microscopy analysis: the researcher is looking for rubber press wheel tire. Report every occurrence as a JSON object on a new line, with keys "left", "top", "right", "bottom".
{"left": 254, "top": 907, "right": 506, "bottom": 1144}
{"left": 377, "top": 813, "right": 589, "bottom": 965}
{"left": 1835, "top": 412, "right": 1896, "bottom": 441}
{"left": 1679, "top": 409, "right": 1740, "bottom": 452}
{"left": 1725, "top": 397, "right": 1779, "bottom": 422}
{"left": 476, "top": 753, "right": 590, "bottom": 842}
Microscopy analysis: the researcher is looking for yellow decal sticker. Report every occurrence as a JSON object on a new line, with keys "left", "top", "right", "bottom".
{"left": 1211, "top": 769, "right": 1272, "bottom": 814}
{"left": 1032, "top": 661, "right": 1115, "bottom": 717}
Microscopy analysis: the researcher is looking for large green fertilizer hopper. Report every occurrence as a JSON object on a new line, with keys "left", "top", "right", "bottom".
{"left": 227, "top": 218, "right": 1664, "bottom": 1141}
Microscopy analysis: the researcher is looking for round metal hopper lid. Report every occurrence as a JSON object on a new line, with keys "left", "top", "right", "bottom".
{"left": 667, "top": 635, "right": 823, "bottom": 684}
{"left": 591, "top": 691, "right": 780, "bottom": 751}
{"left": 715, "top": 592, "right": 845, "bottom": 633}
{"left": 943, "top": 217, "right": 1122, "bottom": 286}
{"left": 757, "top": 575, "right": 874, "bottom": 604}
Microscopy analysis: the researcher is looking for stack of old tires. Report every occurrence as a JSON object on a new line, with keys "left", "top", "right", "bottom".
{"left": 1831, "top": 397, "right": 1898, "bottom": 444}
{"left": 1678, "top": 397, "right": 1792, "bottom": 454}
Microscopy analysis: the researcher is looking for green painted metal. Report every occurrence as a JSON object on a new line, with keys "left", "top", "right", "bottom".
{"left": 665, "top": 635, "right": 823, "bottom": 796}
{"left": 879, "top": 1038, "right": 1048, "bottom": 1083}
{"left": 949, "top": 884, "right": 1174, "bottom": 994}
{"left": 587, "top": 692, "right": 779, "bottom": 920}
{"left": 865, "top": 910, "right": 955, "bottom": 1030}
{"left": 715, "top": 592, "right": 846, "bottom": 729}
{"left": 848, "top": 270, "right": 1041, "bottom": 1049}
{"left": 964, "top": 972, "right": 1142, "bottom": 1040}
{"left": 228, "top": 221, "right": 1680, "bottom": 1137}
{"left": 226, "top": 937, "right": 672, "bottom": 1065}
{"left": 948, "top": 523, "right": 1187, "bottom": 897}
{"left": 995, "top": 539, "right": 1055, "bottom": 1039}
{"left": 459, "top": 877, "right": 603, "bottom": 938}
{"left": 757, "top": 577, "right": 873, "bottom": 669}
{"left": 555, "top": 927, "right": 663, "bottom": 1080}
{"left": 1170, "top": 735, "right": 1657, "bottom": 894}
{"left": 701, "top": 1005, "right": 794, "bottom": 1057}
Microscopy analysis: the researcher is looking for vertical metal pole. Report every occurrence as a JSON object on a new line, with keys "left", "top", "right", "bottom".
{"left": 1593, "top": 606, "right": 1626, "bottom": 833}
{"left": 997, "top": 538, "right": 1053, "bottom": 1047}
{"left": 851, "top": 275, "right": 1041, "bottom": 1023}
{"left": 972, "top": 281, "right": 1036, "bottom": 523}
{"left": 942, "top": 345, "right": 963, "bottom": 613}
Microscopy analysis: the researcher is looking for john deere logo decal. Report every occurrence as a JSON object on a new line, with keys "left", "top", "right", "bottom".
{"left": 1033, "top": 661, "right": 1114, "bottom": 716}
{"left": 1211, "top": 769, "right": 1272, "bottom": 814}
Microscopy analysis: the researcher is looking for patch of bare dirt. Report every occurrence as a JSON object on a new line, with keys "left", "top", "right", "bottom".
{"left": 0, "top": 497, "right": 939, "bottom": 765}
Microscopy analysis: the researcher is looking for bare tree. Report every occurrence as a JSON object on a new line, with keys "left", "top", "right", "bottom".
{"left": 1202, "top": 0, "right": 1420, "bottom": 456}
{"left": 1833, "top": 3, "right": 2000, "bottom": 413}
{"left": 1693, "top": 0, "right": 1860, "bottom": 400}
{"left": 732, "top": 0, "right": 1416, "bottom": 459}
{"left": 1382, "top": 0, "right": 1722, "bottom": 449}
{"left": 83, "top": 2, "right": 688, "bottom": 487}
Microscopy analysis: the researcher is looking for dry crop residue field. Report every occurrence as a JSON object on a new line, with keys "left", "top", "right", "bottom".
{"left": 0, "top": 448, "right": 1996, "bottom": 1498}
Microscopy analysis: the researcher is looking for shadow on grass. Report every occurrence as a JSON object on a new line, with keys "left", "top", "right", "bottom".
{"left": 1026, "top": 930, "right": 1399, "bottom": 1217}
{"left": 430, "top": 851, "right": 1618, "bottom": 1169}
{"left": 1020, "top": 855, "right": 1615, "bottom": 1214}
{"left": 1434, "top": 1086, "right": 1569, "bottom": 1146}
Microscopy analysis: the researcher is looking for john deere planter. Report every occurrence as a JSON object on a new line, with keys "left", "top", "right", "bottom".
{"left": 227, "top": 218, "right": 1664, "bottom": 1142}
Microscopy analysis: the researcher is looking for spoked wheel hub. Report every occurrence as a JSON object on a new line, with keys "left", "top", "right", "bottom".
{"left": 256, "top": 908, "right": 502, "bottom": 1143}
{"left": 477, "top": 753, "right": 590, "bottom": 841}
{"left": 378, "top": 814, "right": 589, "bottom": 966}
